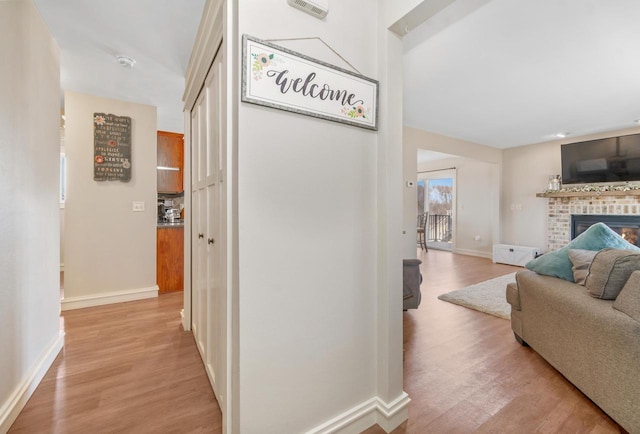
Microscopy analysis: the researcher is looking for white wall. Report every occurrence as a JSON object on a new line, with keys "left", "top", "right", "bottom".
{"left": 418, "top": 157, "right": 499, "bottom": 257}
{"left": 63, "top": 92, "right": 157, "bottom": 308}
{"left": 501, "top": 140, "right": 557, "bottom": 249}
{"left": 0, "top": 1, "right": 63, "bottom": 430}
{"left": 402, "top": 131, "right": 420, "bottom": 258}
{"left": 60, "top": 135, "right": 65, "bottom": 268}
{"left": 403, "top": 126, "right": 501, "bottom": 257}
{"left": 235, "top": 1, "right": 405, "bottom": 432}
{"left": 501, "top": 126, "right": 640, "bottom": 250}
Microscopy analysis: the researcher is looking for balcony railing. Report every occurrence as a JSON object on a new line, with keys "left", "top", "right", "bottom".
{"left": 427, "top": 214, "right": 452, "bottom": 242}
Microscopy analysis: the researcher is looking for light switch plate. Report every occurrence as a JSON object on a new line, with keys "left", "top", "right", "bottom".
{"left": 132, "top": 201, "right": 145, "bottom": 212}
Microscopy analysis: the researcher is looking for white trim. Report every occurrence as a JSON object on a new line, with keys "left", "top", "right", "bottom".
{"left": 0, "top": 331, "right": 64, "bottom": 433}
{"left": 225, "top": 3, "right": 239, "bottom": 433}
{"left": 182, "top": 111, "right": 192, "bottom": 333}
{"left": 427, "top": 241, "right": 452, "bottom": 251}
{"left": 305, "top": 393, "right": 410, "bottom": 434}
{"left": 59, "top": 262, "right": 64, "bottom": 271}
{"left": 183, "top": 0, "right": 224, "bottom": 111}
{"left": 374, "top": 393, "right": 411, "bottom": 432}
{"left": 453, "top": 247, "right": 492, "bottom": 259}
{"left": 61, "top": 286, "right": 158, "bottom": 311}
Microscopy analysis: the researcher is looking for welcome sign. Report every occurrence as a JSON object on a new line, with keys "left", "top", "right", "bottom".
{"left": 241, "top": 35, "right": 378, "bottom": 130}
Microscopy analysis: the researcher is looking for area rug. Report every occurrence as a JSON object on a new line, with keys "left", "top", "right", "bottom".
{"left": 437, "top": 273, "right": 517, "bottom": 319}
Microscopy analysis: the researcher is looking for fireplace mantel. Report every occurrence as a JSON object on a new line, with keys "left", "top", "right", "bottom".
{"left": 539, "top": 191, "right": 640, "bottom": 251}
{"left": 537, "top": 190, "right": 640, "bottom": 198}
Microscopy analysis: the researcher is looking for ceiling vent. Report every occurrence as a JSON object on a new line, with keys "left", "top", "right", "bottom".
{"left": 287, "top": 0, "right": 328, "bottom": 19}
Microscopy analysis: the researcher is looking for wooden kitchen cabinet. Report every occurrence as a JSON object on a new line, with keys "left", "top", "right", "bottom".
{"left": 157, "top": 131, "right": 184, "bottom": 193}
{"left": 156, "top": 226, "right": 184, "bottom": 293}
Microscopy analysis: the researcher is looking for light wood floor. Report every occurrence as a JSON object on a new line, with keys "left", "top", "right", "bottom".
{"left": 364, "top": 249, "right": 624, "bottom": 434}
{"left": 9, "top": 293, "right": 222, "bottom": 433}
{"left": 10, "top": 251, "right": 624, "bottom": 433}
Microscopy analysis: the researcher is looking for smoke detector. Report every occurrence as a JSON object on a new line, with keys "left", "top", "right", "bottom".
{"left": 116, "top": 55, "right": 136, "bottom": 68}
{"left": 287, "top": 0, "right": 328, "bottom": 19}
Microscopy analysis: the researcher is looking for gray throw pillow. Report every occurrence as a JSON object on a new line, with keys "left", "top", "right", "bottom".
{"left": 585, "top": 249, "right": 640, "bottom": 299}
{"left": 613, "top": 270, "right": 640, "bottom": 322}
{"left": 568, "top": 249, "right": 598, "bottom": 285}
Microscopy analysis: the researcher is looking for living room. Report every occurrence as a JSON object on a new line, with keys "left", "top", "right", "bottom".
{"left": 400, "top": 0, "right": 640, "bottom": 260}
{"left": 397, "top": 2, "right": 640, "bottom": 431}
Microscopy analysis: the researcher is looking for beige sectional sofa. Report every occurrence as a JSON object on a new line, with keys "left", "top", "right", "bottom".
{"left": 507, "top": 268, "right": 640, "bottom": 433}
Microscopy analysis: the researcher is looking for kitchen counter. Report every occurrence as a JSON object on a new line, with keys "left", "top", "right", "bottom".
{"left": 157, "top": 220, "right": 184, "bottom": 228}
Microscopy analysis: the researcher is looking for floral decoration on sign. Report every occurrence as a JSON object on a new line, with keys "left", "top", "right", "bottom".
{"left": 94, "top": 115, "right": 106, "bottom": 125}
{"left": 342, "top": 104, "right": 370, "bottom": 119}
{"left": 252, "top": 52, "right": 277, "bottom": 80}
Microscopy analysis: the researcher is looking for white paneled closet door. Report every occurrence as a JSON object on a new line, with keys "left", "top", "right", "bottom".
{"left": 190, "top": 50, "right": 226, "bottom": 407}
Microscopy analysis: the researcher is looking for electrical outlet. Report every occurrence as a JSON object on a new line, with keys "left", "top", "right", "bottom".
{"left": 132, "top": 201, "right": 145, "bottom": 212}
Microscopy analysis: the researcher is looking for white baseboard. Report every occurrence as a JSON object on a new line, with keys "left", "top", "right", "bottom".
{"left": 306, "top": 392, "right": 410, "bottom": 434}
{"left": 61, "top": 285, "right": 158, "bottom": 311}
{"left": 180, "top": 309, "right": 189, "bottom": 331}
{"left": 0, "top": 331, "right": 64, "bottom": 433}
{"left": 453, "top": 248, "right": 492, "bottom": 259}
{"left": 373, "top": 393, "right": 411, "bottom": 432}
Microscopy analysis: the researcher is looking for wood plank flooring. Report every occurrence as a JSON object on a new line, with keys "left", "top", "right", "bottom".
{"left": 364, "top": 249, "right": 625, "bottom": 434}
{"left": 10, "top": 251, "right": 625, "bottom": 433}
{"left": 9, "top": 293, "right": 222, "bottom": 433}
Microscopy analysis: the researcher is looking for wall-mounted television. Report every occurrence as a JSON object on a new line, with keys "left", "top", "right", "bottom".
{"left": 561, "top": 133, "right": 640, "bottom": 185}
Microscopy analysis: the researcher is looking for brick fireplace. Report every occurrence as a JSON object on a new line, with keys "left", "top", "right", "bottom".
{"left": 546, "top": 193, "right": 640, "bottom": 251}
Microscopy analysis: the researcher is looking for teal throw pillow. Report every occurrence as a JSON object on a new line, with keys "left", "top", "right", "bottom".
{"left": 525, "top": 222, "right": 640, "bottom": 282}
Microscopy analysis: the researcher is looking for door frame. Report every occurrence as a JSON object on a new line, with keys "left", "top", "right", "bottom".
{"left": 182, "top": 1, "right": 230, "bottom": 431}
{"left": 417, "top": 168, "right": 456, "bottom": 250}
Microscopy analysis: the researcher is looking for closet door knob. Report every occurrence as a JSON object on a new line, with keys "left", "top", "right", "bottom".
{"left": 198, "top": 233, "right": 204, "bottom": 239}
{"left": 208, "top": 238, "right": 215, "bottom": 245}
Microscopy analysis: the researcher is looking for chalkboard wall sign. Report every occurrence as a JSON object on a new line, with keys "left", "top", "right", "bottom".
{"left": 93, "top": 113, "right": 132, "bottom": 182}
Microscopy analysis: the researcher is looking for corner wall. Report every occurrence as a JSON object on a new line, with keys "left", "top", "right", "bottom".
{"left": 0, "top": 1, "right": 63, "bottom": 430}
{"left": 235, "top": 0, "right": 406, "bottom": 432}
{"left": 63, "top": 92, "right": 158, "bottom": 309}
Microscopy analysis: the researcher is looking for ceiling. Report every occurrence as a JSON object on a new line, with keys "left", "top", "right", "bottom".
{"left": 417, "top": 149, "right": 460, "bottom": 164}
{"left": 33, "top": 0, "right": 205, "bottom": 134}
{"left": 33, "top": 1, "right": 640, "bottom": 148}
{"left": 404, "top": 0, "right": 640, "bottom": 149}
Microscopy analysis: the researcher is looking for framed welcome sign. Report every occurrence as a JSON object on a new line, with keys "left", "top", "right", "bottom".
{"left": 241, "top": 34, "right": 378, "bottom": 130}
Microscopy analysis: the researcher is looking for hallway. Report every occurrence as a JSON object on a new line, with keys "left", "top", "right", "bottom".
{"left": 9, "top": 293, "right": 222, "bottom": 433}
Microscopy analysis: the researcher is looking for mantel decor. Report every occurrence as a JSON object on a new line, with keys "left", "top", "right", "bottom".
{"left": 241, "top": 34, "right": 379, "bottom": 130}
{"left": 537, "top": 183, "right": 640, "bottom": 198}
{"left": 93, "top": 113, "right": 132, "bottom": 182}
